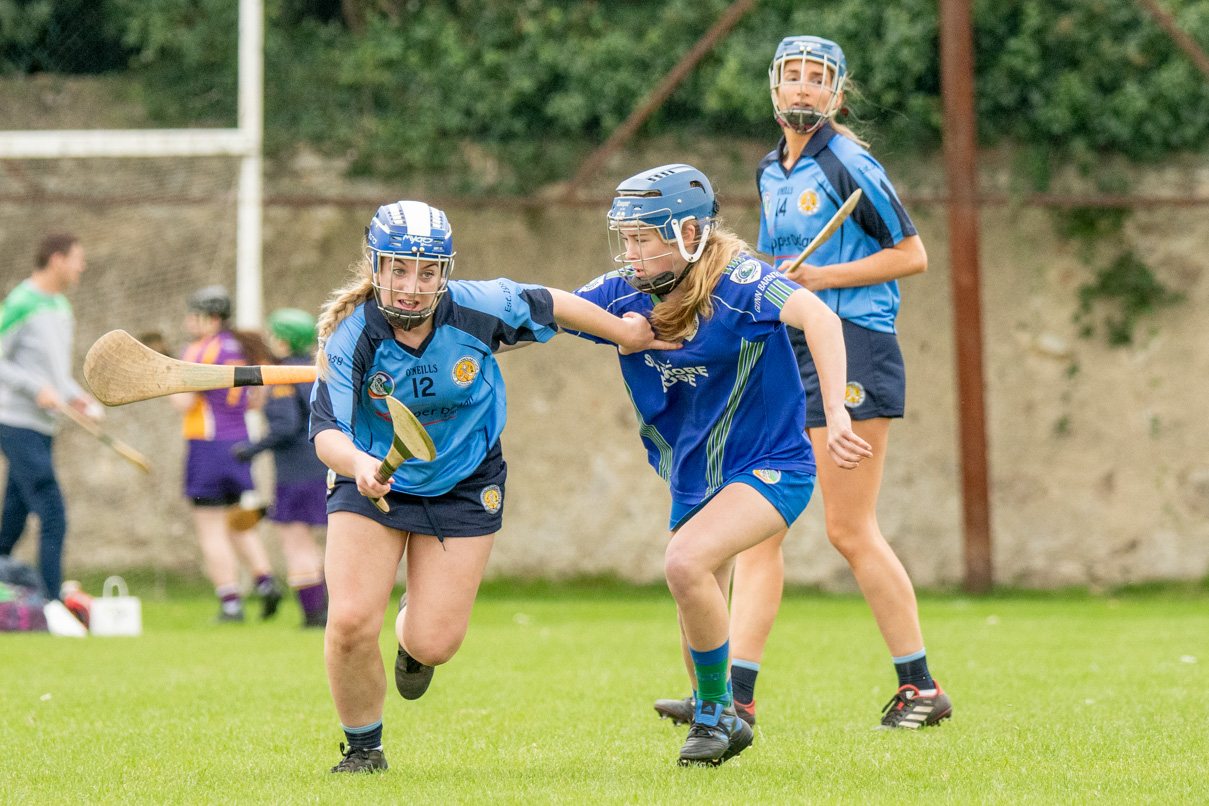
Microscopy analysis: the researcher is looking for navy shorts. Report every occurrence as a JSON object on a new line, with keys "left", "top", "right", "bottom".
{"left": 185, "top": 439, "right": 255, "bottom": 506}
{"left": 789, "top": 319, "right": 906, "bottom": 428}
{"left": 271, "top": 478, "right": 328, "bottom": 526}
{"left": 326, "top": 441, "right": 506, "bottom": 539}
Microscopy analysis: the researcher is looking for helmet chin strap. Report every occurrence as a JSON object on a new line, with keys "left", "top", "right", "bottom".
{"left": 380, "top": 303, "right": 434, "bottom": 331}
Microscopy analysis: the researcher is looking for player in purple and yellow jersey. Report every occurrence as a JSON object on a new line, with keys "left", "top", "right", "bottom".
{"left": 171, "top": 286, "right": 282, "bottom": 623}
{"left": 570, "top": 164, "right": 871, "bottom": 766}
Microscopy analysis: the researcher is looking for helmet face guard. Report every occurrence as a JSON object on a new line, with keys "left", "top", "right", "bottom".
{"left": 769, "top": 36, "right": 847, "bottom": 135}
{"left": 607, "top": 164, "right": 717, "bottom": 297}
{"left": 366, "top": 201, "right": 455, "bottom": 331}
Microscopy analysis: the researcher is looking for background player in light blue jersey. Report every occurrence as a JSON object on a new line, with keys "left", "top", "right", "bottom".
{"left": 689, "top": 35, "right": 946, "bottom": 731}
{"left": 310, "top": 200, "right": 679, "bottom": 774}
{"left": 570, "top": 164, "right": 872, "bottom": 766}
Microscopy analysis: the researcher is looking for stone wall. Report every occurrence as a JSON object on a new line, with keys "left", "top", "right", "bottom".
{"left": 2, "top": 140, "right": 1207, "bottom": 590}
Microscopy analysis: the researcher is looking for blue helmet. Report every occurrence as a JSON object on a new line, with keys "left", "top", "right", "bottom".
{"left": 769, "top": 36, "right": 847, "bottom": 134}
{"left": 607, "top": 164, "right": 718, "bottom": 295}
{"left": 366, "top": 200, "right": 455, "bottom": 330}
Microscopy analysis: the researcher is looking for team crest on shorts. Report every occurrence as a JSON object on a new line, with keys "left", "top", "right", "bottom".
{"left": 753, "top": 469, "right": 782, "bottom": 485}
{"left": 367, "top": 371, "right": 395, "bottom": 399}
{"left": 730, "top": 260, "right": 762, "bottom": 285}
{"left": 326, "top": 469, "right": 336, "bottom": 490}
{"left": 480, "top": 484, "right": 502, "bottom": 513}
{"left": 799, "top": 189, "right": 820, "bottom": 215}
{"left": 452, "top": 356, "right": 479, "bottom": 387}
{"left": 845, "top": 381, "right": 867, "bottom": 408}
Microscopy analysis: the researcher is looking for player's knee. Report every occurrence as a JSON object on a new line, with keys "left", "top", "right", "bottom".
{"left": 324, "top": 609, "right": 378, "bottom": 652}
{"left": 663, "top": 545, "right": 704, "bottom": 595}
{"left": 825, "top": 516, "right": 879, "bottom": 558}
{"left": 405, "top": 630, "right": 462, "bottom": 666}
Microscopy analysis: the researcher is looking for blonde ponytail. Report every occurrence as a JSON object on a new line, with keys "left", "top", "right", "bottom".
{"left": 831, "top": 78, "right": 869, "bottom": 148}
{"left": 648, "top": 223, "right": 749, "bottom": 342}
{"left": 316, "top": 256, "right": 375, "bottom": 379}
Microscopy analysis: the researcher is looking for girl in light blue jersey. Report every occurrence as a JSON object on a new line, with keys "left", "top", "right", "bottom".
{"left": 702, "top": 35, "right": 948, "bottom": 731}
{"left": 310, "top": 200, "right": 678, "bottom": 774}
{"left": 570, "top": 164, "right": 871, "bottom": 766}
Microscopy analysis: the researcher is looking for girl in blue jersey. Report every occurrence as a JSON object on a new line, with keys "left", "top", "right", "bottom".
{"left": 571, "top": 164, "right": 872, "bottom": 766}
{"left": 310, "top": 200, "right": 678, "bottom": 774}
{"left": 713, "top": 36, "right": 947, "bottom": 730}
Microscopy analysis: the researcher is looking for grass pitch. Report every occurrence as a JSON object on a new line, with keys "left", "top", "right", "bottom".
{"left": 1, "top": 581, "right": 1206, "bottom": 804}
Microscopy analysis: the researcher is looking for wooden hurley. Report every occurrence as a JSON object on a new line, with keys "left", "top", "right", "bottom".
{"left": 369, "top": 396, "right": 437, "bottom": 513}
{"left": 783, "top": 188, "right": 864, "bottom": 274}
{"left": 84, "top": 330, "right": 317, "bottom": 406}
{"left": 57, "top": 403, "right": 152, "bottom": 473}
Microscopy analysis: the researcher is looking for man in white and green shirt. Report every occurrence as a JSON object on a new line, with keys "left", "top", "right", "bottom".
{"left": 0, "top": 233, "right": 97, "bottom": 599}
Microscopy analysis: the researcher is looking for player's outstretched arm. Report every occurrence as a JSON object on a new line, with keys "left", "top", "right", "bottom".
{"left": 779, "top": 289, "right": 873, "bottom": 469}
{"left": 547, "top": 289, "right": 681, "bottom": 355}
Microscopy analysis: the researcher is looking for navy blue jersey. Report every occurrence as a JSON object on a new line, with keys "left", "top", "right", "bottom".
{"left": 247, "top": 352, "right": 327, "bottom": 483}
{"left": 310, "top": 280, "right": 557, "bottom": 496}
{"left": 756, "top": 122, "right": 917, "bottom": 333}
{"left": 570, "top": 255, "right": 815, "bottom": 507}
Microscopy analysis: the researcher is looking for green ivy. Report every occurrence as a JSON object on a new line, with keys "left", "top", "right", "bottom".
{"left": 1076, "top": 250, "right": 1184, "bottom": 345}
{"left": 5, "top": 0, "right": 1209, "bottom": 192}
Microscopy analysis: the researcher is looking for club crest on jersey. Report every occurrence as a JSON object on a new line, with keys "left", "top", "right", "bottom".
{"left": 845, "top": 381, "right": 867, "bottom": 408}
{"left": 452, "top": 356, "right": 479, "bottom": 387}
{"left": 480, "top": 484, "right": 502, "bottom": 513}
{"left": 579, "top": 274, "right": 608, "bottom": 293}
{"left": 730, "top": 259, "right": 762, "bottom": 285}
{"left": 798, "top": 189, "right": 820, "bottom": 215}
{"left": 367, "top": 371, "right": 395, "bottom": 399}
{"left": 761, "top": 191, "right": 774, "bottom": 220}
{"left": 752, "top": 469, "right": 782, "bottom": 485}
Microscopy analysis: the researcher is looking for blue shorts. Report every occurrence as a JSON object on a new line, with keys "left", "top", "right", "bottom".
{"left": 669, "top": 468, "right": 816, "bottom": 532}
{"left": 185, "top": 440, "right": 255, "bottom": 506}
{"left": 326, "top": 441, "right": 506, "bottom": 539}
{"left": 789, "top": 319, "right": 906, "bottom": 428}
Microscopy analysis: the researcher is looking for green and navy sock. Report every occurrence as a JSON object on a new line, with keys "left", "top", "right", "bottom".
{"left": 731, "top": 658, "right": 760, "bottom": 705}
{"left": 341, "top": 719, "right": 383, "bottom": 751}
{"left": 689, "top": 640, "right": 732, "bottom": 706}
{"left": 893, "top": 648, "right": 935, "bottom": 692}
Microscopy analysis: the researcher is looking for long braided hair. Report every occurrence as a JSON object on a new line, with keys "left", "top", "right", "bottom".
{"left": 315, "top": 256, "right": 375, "bottom": 379}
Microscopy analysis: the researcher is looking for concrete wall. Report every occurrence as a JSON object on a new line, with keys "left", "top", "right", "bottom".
{"left": 2, "top": 144, "right": 1207, "bottom": 590}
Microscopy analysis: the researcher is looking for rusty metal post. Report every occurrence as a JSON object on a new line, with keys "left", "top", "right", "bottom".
{"left": 1134, "top": 0, "right": 1209, "bottom": 78}
{"left": 939, "top": 0, "right": 993, "bottom": 593}
{"left": 562, "top": 0, "right": 760, "bottom": 200}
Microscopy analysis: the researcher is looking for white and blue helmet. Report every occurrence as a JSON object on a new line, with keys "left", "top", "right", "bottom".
{"left": 366, "top": 200, "right": 456, "bottom": 330}
{"left": 769, "top": 36, "right": 847, "bottom": 134}
{"left": 607, "top": 164, "right": 718, "bottom": 296}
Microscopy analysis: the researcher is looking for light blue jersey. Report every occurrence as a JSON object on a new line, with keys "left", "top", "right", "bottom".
{"left": 310, "top": 279, "right": 557, "bottom": 496}
{"left": 756, "top": 122, "right": 917, "bottom": 333}
{"left": 571, "top": 255, "right": 815, "bottom": 508}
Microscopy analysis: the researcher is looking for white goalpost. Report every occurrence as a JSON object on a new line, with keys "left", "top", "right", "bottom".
{"left": 0, "top": 0, "right": 265, "bottom": 329}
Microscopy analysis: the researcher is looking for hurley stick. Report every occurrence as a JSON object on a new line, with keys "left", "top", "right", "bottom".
{"left": 369, "top": 396, "right": 437, "bottom": 513}
{"left": 57, "top": 403, "right": 152, "bottom": 473}
{"left": 84, "top": 330, "right": 317, "bottom": 406}
{"left": 783, "top": 188, "right": 863, "bottom": 274}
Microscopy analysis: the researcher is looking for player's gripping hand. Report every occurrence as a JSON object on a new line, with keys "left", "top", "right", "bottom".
{"left": 352, "top": 451, "right": 393, "bottom": 500}
{"left": 777, "top": 259, "right": 825, "bottom": 291}
{"left": 822, "top": 408, "right": 874, "bottom": 470}
{"left": 616, "top": 312, "right": 682, "bottom": 355}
